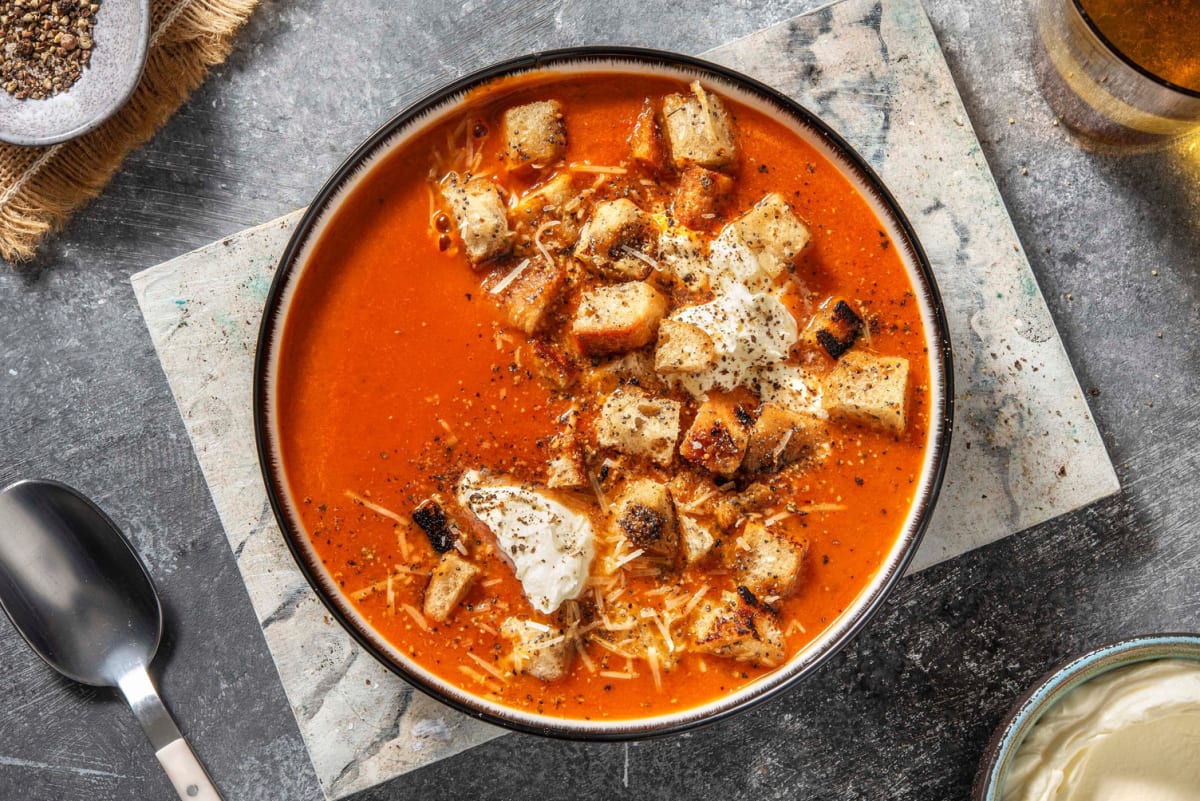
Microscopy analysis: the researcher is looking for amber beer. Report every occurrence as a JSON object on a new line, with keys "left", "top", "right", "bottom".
{"left": 1035, "top": 0, "right": 1200, "bottom": 149}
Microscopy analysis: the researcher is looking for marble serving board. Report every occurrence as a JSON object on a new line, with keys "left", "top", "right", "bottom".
{"left": 132, "top": 0, "right": 1119, "bottom": 796}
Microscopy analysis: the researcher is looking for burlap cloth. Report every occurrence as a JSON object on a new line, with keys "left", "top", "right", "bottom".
{"left": 0, "top": 0, "right": 258, "bottom": 263}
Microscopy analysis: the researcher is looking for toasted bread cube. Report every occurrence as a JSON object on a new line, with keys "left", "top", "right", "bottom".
{"left": 442, "top": 173, "right": 512, "bottom": 264}
{"left": 679, "top": 394, "right": 755, "bottom": 476}
{"left": 679, "top": 514, "right": 715, "bottom": 565}
{"left": 511, "top": 171, "right": 576, "bottom": 221}
{"left": 615, "top": 479, "right": 678, "bottom": 560}
{"left": 822, "top": 351, "right": 910, "bottom": 433}
{"left": 810, "top": 298, "right": 864, "bottom": 359}
{"left": 501, "top": 617, "right": 574, "bottom": 681}
{"left": 546, "top": 415, "right": 587, "bottom": 489}
{"left": 728, "top": 193, "right": 810, "bottom": 280}
{"left": 712, "top": 483, "right": 774, "bottom": 532}
{"left": 661, "top": 83, "right": 738, "bottom": 170}
{"left": 572, "top": 281, "right": 667, "bottom": 356}
{"left": 629, "top": 100, "right": 664, "bottom": 169}
{"left": 742, "top": 403, "right": 823, "bottom": 474}
{"left": 422, "top": 552, "right": 481, "bottom": 623}
{"left": 674, "top": 166, "right": 735, "bottom": 229}
{"left": 529, "top": 340, "right": 579, "bottom": 390}
{"left": 690, "top": 591, "right": 785, "bottom": 666}
{"left": 573, "top": 199, "right": 656, "bottom": 281}
{"left": 655, "top": 319, "right": 716, "bottom": 375}
{"left": 591, "top": 350, "right": 664, "bottom": 395}
{"left": 595, "top": 388, "right": 681, "bottom": 466}
{"left": 503, "top": 100, "right": 567, "bottom": 168}
{"left": 733, "top": 522, "right": 807, "bottom": 600}
{"left": 657, "top": 228, "right": 710, "bottom": 294}
{"left": 491, "top": 257, "right": 567, "bottom": 334}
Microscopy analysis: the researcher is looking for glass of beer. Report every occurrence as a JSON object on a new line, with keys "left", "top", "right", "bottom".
{"left": 1034, "top": 0, "right": 1200, "bottom": 150}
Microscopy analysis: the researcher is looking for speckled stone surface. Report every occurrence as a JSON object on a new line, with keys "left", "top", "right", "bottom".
{"left": 1, "top": 0, "right": 1197, "bottom": 799}
{"left": 128, "top": 1, "right": 1119, "bottom": 796}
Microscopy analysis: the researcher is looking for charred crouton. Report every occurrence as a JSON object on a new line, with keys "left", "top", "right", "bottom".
{"left": 742, "top": 403, "right": 824, "bottom": 474}
{"left": 679, "top": 514, "right": 716, "bottom": 564}
{"left": 441, "top": 173, "right": 512, "bottom": 264}
{"left": 529, "top": 340, "right": 579, "bottom": 390}
{"left": 572, "top": 281, "right": 667, "bottom": 356}
{"left": 589, "top": 350, "right": 665, "bottom": 395}
{"left": 629, "top": 100, "right": 665, "bottom": 170}
{"left": 822, "top": 350, "right": 910, "bottom": 433}
{"left": 574, "top": 199, "right": 657, "bottom": 281}
{"left": 674, "top": 166, "right": 735, "bottom": 229}
{"left": 489, "top": 257, "right": 567, "bottom": 335}
{"left": 712, "top": 482, "right": 774, "bottom": 531}
{"left": 726, "top": 193, "right": 810, "bottom": 282}
{"left": 422, "top": 551, "right": 480, "bottom": 623}
{"left": 661, "top": 82, "right": 738, "bottom": 170}
{"left": 655, "top": 319, "right": 716, "bottom": 376}
{"left": 657, "top": 228, "right": 710, "bottom": 294}
{"left": 679, "top": 393, "right": 755, "bottom": 476}
{"left": 811, "top": 299, "right": 864, "bottom": 359}
{"left": 501, "top": 617, "right": 574, "bottom": 681}
{"left": 615, "top": 479, "right": 678, "bottom": 560}
{"left": 690, "top": 591, "right": 785, "bottom": 666}
{"left": 732, "top": 522, "right": 807, "bottom": 600}
{"left": 412, "top": 497, "right": 456, "bottom": 553}
{"left": 503, "top": 100, "right": 567, "bottom": 169}
{"left": 594, "top": 387, "right": 681, "bottom": 466}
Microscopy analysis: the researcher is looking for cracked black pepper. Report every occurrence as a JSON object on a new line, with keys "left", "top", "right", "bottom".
{"left": 1, "top": 0, "right": 100, "bottom": 101}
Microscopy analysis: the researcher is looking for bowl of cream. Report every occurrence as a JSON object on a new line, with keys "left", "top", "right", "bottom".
{"left": 974, "top": 633, "right": 1200, "bottom": 801}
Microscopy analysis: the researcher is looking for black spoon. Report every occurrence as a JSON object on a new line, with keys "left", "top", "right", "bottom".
{"left": 0, "top": 479, "right": 222, "bottom": 800}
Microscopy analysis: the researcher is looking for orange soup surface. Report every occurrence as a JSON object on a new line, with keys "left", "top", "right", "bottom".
{"left": 276, "top": 71, "right": 931, "bottom": 721}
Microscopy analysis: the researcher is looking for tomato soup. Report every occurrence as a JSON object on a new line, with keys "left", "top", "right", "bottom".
{"left": 273, "top": 70, "right": 931, "bottom": 722}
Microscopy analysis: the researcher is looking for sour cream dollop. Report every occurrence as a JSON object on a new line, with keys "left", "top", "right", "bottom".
{"left": 1003, "top": 658, "right": 1200, "bottom": 801}
{"left": 455, "top": 471, "right": 594, "bottom": 614}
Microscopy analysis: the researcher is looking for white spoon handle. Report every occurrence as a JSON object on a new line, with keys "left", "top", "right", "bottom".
{"left": 117, "top": 665, "right": 224, "bottom": 801}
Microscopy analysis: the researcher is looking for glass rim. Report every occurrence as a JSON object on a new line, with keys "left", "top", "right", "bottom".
{"left": 1071, "top": 0, "right": 1200, "bottom": 100}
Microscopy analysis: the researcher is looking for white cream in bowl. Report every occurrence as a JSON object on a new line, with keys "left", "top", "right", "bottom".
{"left": 1003, "top": 658, "right": 1200, "bottom": 801}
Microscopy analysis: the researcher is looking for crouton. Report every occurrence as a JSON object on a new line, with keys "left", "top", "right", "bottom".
{"left": 712, "top": 482, "right": 774, "bottom": 531}
{"left": 614, "top": 479, "right": 678, "bottom": 560}
{"left": 546, "top": 412, "right": 586, "bottom": 490}
{"left": 810, "top": 298, "right": 864, "bottom": 359}
{"left": 679, "top": 393, "right": 755, "bottom": 476}
{"left": 821, "top": 351, "right": 910, "bottom": 433}
{"left": 655, "top": 319, "right": 716, "bottom": 375}
{"left": 678, "top": 514, "right": 716, "bottom": 564}
{"left": 441, "top": 173, "right": 512, "bottom": 264}
{"left": 661, "top": 83, "right": 738, "bottom": 170}
{"left": 529, "top": 340, "right": 579, "bottom": 390}
{"left": 412, "top": 497, "right": 456, "bottom": 553}
{"left": 754, "top": 364, "right": 822, "bottom": 416}
{"left": 422, "top": 552, "right": 480, "bottom": 623}
{"left": 629, "top": 100, "right": 664, "bottom": 170}
{"left": 590, "top": 350, "right": 664, "bottom": 394}
{"left": 503, "top": 100, "right": 567, "bottom": 168}
{"left": 690, "top": 591, "right": 785, "bottom": 666}
{"left": 732, "top": 522, "right": 807, "bottom": 600}
{"left": 572, "top": 281, "right": 667, "bottom": 356}
{"left": 725, "top": 193, "right": 810, "bottom": 281}
{"left": 573, "top": 199, "right": 657, "bottom": 281}
{"left": 742, "top": 403, "right": 824, "bottom": 474}
{"left": 657, "top": 227, "right": 710, "bottom": 294}
{"left": 511, "top": 171, "right": 576, "bottom": 221}
{"left": 674, "top": 166, "right": 735, "bottom": 229}
{"left": 594, "top": 387, "right": 681, "bottom": 466}
{"left": 489, "top": 257, "right": 567, "bottom": 334}
{"left": 501, "top": 617, "right": 574, "bottom": 681}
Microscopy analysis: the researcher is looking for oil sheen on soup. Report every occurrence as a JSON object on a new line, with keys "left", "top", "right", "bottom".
{"left": 276, "top": 71, "right": 931, "bottom": 721}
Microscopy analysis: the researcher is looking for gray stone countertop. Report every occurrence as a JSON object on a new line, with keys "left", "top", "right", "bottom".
{"left": 0, "top": 1, "right": 1196, "bottom": 799}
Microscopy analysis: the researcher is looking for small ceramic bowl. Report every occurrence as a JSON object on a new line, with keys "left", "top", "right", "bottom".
{"left": 0, "top": 0, "right": 150, "bottom": 146}
{"left": 973, "top": 633, "right": 1200, "bottom": 800}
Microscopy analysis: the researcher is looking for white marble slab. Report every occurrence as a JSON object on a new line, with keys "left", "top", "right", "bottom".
{"left": 131, "top": 0, "right": 1118, "bottom": 796}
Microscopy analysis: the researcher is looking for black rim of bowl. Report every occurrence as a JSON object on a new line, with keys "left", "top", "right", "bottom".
{"left": 972, "top": 632, "right": 1200, "bottom": 800}
{"left": 253, "top": 45, "right": 955, "bottom": 740}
